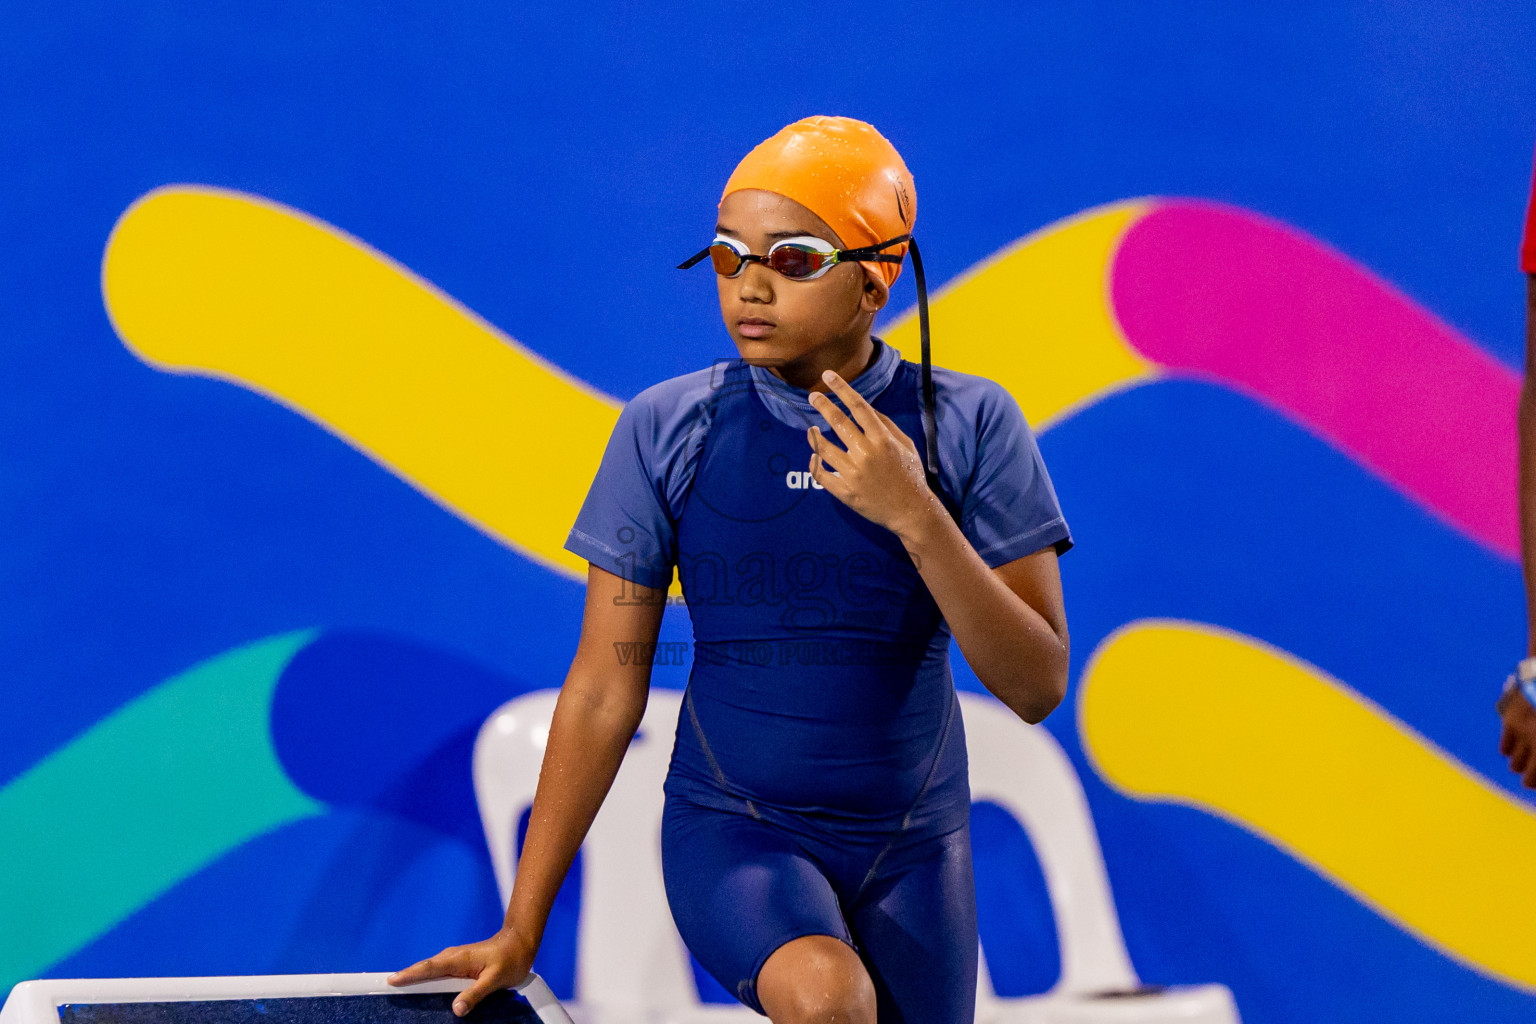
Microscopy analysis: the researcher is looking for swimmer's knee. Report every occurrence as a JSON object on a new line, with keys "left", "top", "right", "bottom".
{"left": 756, "top": 934, "right": 876, "bottom": 1024}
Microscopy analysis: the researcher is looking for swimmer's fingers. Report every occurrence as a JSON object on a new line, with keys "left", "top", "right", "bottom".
{"left": 872, "top": 408, "right": 920, "bottom": 459}
{"left": 388, "top": 946, "right": 475, "bottom": 987}
{"left": 1503, "top": 697, "right": 1536, "bottom": 775}
{"left": 808, "top": 387, "right": 868, "bottom": 457}
{"left": 390, "top": 931, "right": 535, "bottom": 1017}
{"left": 452, "top": 935, "right": 537, "bottom": 1017}
{"left": 1512, "top": 740, "right": 1532, "bottom": 775}
{"left": 808, "top": 425, "right": 852, "bottom": 476}
{"left": 452, "top": 964, "right": 517, "bottom": 1018}
{"left": 809, "top": 433, "right": 853, "bottom": 503}
{"left": 1502, "top": 718, "right": 1521, "bottom": 758}
{"left": 820, "top": 370, "right": 881, "bottom": 437}
{"left": 1514, "top": 737, "right": 1535, "bottom": 785}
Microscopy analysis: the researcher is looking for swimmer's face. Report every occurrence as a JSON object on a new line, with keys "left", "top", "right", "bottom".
{"left": 713, "top": 189, "right": 889, "bottom": 365}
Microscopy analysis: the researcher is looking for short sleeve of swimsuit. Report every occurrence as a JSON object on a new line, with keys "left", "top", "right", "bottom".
{"left": 1523, "top": 141, "right": 1536, "bottom": 274}
{"left": 930, "top": 367, "right": 1073, "bottom": 565}
{"left": 563, "top": 368, "right": 715, "bottom": 591}
{"left": 564, "top": 352, "right": 1073, "bottom": 588}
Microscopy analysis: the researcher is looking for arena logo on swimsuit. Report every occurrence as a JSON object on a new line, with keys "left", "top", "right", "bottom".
{"left": 784, "top": 471, "right": 825, "bottom": 491}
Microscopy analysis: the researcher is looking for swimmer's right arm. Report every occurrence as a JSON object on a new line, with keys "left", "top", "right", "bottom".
{"left": 387, "top": 563, "right": 669, "bottom": 1015}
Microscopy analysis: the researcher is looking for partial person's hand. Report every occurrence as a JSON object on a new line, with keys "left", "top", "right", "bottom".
{"left": 1499, "top": 690, "right": 1536, "bottom": 789}
{"left": 807, "top": 369, "right": 944, "bottom": 537}
{"left": 387, "top": 927, "right": 536, "bottom": 1017}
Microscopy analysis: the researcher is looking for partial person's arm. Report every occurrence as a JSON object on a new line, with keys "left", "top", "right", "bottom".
{"left": 1519, "top": 275, "right": 1536, "bottom": 656}
{"left": 807, "top": 371, "right": 1067, "bottom": 724}
{"left": 387, "top": 564, "right": 667, "bottom": 1013}
{"left": 1502, "top": 275, "right": 1536, "bottom": 788}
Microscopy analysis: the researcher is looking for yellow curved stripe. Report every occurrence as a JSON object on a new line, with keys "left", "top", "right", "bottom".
{"left": 101, "top": 187, "right": 1152, "bottom": 594}
{"left": 101, "top": 185, "right": 678, "bottom": 591}
{"left": 883, "top": 200, "right": 1156, "bottom": 428}
{"left": 1080, "top": 619, "right": 1536, "bottom": 991}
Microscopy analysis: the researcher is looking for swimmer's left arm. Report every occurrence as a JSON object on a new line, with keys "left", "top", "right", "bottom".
{"left": 808, "top": 371, "right": 1068, "bottom": 724}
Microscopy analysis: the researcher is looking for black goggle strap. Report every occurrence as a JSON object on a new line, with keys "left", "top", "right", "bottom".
{"left": 832, "top": 233, "right": 912, "bottom": 266}
{"left": 908, "top": 236, "right": 962, "bottom": 528}
{"left": 677, "top": 246, "right": 715, "bottom": 270}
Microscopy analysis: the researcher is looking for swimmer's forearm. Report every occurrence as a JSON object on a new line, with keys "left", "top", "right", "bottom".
{"left": 897, "top": 504, "right": 1068, "bottom": 723}
{"left": 501, "top": 667, "right": 647, "bottom": 952}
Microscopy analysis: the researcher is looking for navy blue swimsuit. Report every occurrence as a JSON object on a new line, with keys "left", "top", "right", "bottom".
{"left": 660, "top": 356, "right": 978, "bottom": 1021}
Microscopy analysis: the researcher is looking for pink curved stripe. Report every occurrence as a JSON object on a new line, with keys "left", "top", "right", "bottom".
{"left": 1111, "top": 201, "right": 1520, "bottom": 559}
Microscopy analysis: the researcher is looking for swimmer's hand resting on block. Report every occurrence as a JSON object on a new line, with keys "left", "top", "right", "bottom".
{"left": 387, "top": 561, "right": 669, "bottom": 1016}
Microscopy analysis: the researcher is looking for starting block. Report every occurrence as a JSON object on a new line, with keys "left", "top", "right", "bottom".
{"left": 0, "top": 973, "right": 574, "bottom": 1024}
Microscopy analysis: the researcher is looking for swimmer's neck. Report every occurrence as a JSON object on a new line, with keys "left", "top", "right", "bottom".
{"left": 751, "top": 334, "right": 879, "bottom": 395}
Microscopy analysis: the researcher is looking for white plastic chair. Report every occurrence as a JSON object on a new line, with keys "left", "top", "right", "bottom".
{"left": 474, "top": 689, "right": 746, "bottom": 1024}
{"left": 961, "top": 696, "right": 1240, "bottom": 1023}
{"left": 473, "top": 689, "right": 1240, "bottom": 1024}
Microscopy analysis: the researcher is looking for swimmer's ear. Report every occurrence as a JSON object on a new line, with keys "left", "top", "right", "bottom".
{"left": 859, "top": 267, "right": 890, "bottom": 314}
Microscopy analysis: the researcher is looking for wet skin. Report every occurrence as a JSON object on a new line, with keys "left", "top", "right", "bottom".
{"left": 388, "top": 189, "right": 1070, "bottom": 1024}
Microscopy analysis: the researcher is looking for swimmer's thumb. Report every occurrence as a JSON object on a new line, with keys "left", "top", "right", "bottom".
{"left": 453, "top": 974, "right": 500, "bottom": 1017}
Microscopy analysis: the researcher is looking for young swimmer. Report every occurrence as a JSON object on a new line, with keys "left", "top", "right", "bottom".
{"left": 389, "top": 116, "right": 1073, "bottom": 1024}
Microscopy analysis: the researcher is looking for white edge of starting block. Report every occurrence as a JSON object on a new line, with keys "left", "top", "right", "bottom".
{"left": 0, "top": 972, "right": 574, "bottom": 1024}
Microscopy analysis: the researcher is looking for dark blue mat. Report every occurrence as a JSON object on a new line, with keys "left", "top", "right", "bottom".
{"left": 59, "top": 992, "right": 540, "bottom": 1024}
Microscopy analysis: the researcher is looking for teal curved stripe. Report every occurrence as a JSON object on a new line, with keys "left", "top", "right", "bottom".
{"left": 0, "top": 630, "right": 325, "bottom": 988}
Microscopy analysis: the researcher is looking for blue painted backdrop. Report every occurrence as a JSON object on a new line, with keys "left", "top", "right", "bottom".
{"left": 4, "top": 4, "right": 1535, "bottom": 1022}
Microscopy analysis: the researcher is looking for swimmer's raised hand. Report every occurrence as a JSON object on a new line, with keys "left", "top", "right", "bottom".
{"left": 386, "top": 927, "right": 536, "bottom": 1017}
{"left": 808, "top": 368, "right": 945, "bottom": 539}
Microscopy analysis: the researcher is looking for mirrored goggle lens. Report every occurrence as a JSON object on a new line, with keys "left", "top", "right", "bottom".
{"left": 766, "top": 244, "right": 832, "bottom": 279}
{"left": 707, "top": 243, "right": 748, "bottom": 276}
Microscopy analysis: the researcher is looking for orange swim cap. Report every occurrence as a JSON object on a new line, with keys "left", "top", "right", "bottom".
{"left": 721, "top": 115, "right": 915, "bottom": 288}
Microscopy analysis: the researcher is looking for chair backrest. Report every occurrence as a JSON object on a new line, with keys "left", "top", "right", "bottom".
{"left": 473, "top": 688, "right": 699, "bottom": 1016}
{"left": 961, "top": 694, "right": 1138, "bottom": 995}
{"left": 473, "top": 688, "right": 1138, "bottom": 1013}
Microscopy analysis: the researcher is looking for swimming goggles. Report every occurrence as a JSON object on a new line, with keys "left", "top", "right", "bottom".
{"left": 676, "top": 229, "right": 963, "bottom": 528}
{"left": 676, "top": 233, "right": 910, "bottom": 281}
